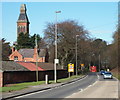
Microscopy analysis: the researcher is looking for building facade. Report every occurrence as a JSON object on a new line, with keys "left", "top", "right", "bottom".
{"left": 17, "top": 4, "right": 30, "bottom": 37}
{"left": 9, "top": 47, "right": 49, "bottom": 62}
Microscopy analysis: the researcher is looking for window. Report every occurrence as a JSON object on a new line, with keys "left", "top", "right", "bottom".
{"left": 18, "top": 26, "right": 20, "bottom": 33}
{"left": 23, "top": 26, "right": 25, "bottom": 32}
{"left": 14, "top": 56, "right": 18, "bottom": 61}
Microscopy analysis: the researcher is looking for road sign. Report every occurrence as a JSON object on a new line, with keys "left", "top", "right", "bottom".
{"left": 54, "top": 59, "right": 59, "bottom": 64}
{"left": 68, "top": 63, "right": 74, "bottom": 72}
{"left": 81, "top": 64, "right": 84, "bottom": 67}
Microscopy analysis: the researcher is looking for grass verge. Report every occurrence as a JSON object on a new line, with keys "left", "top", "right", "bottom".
{"left": 112, "top": 72, "right": 120, "bottom": 80}
{"left": 57, "top": 75, "right": 83, "bottom": 83}
{"left": 1, "top": 75, "right": 83, "bottom": 92}
{"left": 1, "top": 81, "right": 45, "bottom": 92}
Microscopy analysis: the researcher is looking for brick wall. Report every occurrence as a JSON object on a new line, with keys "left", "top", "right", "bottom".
{"left": 3, "top": 70, "right": 68, "bottom": 86}
{"left": 9, "top": 50, "right": 23, "bottom": 61}
{"left": 9, "top": 49, "right": 45, "bottom": 62}
{"left": 0, "top": 72, "right": 3, "bottom": 87}
{"left": 24, "top": 58, "right": 34, "bottom": 62}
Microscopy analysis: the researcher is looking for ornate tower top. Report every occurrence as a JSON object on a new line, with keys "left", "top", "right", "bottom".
{"left": 17, "top": 4, "right": 29, "bottom": 23}
{"left": 17, "top": 4, "right": 30, "bottom": 37}
{"left": 20, "top": 4, "right": 26, "bottom": 13}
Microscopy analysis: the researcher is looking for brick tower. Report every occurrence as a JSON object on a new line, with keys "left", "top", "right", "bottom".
{"left": 17, "top": 4, "right": 30, "bottom": 37}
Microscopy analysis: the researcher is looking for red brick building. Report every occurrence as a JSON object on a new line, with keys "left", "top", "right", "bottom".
{"left": 17, "top": 4, "right": 29, "bottom": 37}
{"left": 9, "top": 47, "right": 49, "bottom": 62}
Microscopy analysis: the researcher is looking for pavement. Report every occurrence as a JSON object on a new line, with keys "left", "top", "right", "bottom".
{"left": 2, "top": 75, "right": 86, "bottom": 100}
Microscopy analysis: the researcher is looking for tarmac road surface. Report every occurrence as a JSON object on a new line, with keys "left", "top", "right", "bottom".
{"left": 10, "top": 72, "right": 119, "bottom": 99}
{"left": 12, "top": 72, "right": 98, "bottom": 99}
{"left": 66, "top": 74, "right": 119, "bottom": 98}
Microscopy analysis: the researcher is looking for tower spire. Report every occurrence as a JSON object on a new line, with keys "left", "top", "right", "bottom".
{"left": 20, "top": 4, "right": 26, "bottom": 14}
{"left": 17, "top": 4, "right": 30, "bottom": 37}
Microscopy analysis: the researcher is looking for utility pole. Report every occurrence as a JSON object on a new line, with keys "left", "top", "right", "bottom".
{"left": 99, "top": 54, "right": 100, "bottom": 72}
{"left": 76, "top": 35, "right": 79, "bottom": 76}
{"left": 35, "top": 35, "right": 38, "bottom": 82}
{"left": 54, "top": 11, "right": 61, "bottom": 83}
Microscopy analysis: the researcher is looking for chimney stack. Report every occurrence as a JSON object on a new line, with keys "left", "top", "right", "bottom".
{"left": 11, "top": 46, "right": 15, "bottom": 53}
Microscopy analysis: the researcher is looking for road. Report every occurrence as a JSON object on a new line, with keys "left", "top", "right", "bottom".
{"left": 11, "top": 72, "right": 119, "bottom": 99}
{"left": 66, "top": 74, "right": 118, "bottom": 98}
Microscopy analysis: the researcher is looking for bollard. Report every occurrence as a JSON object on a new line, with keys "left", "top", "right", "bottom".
{"left": 45, "top": 75, "right": 48, "bottom": 84}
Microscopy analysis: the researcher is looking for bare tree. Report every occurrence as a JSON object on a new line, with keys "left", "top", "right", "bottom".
{"left": 44, "top": 20, "right": 89, "bottom": 68}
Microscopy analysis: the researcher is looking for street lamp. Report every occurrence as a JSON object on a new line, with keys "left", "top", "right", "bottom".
{"left": 54, "top": 11, "right": 61, "bottom": 83}
{"left": 35, "top": 35, "right": 38, "bottom": 82}
{"left": 99, "top": 54, "right": 101, "bottom": 72}
{"left": 76, "top": 35, "right": 79, "bottom": 76}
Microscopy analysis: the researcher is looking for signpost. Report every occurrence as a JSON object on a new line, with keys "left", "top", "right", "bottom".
{"left": 68, "top": 63, "right": 74, "bottom": 77}
{"left": 81, "top": 64, "right": 84, "bottom": 67}
{"left": 80, "top": 64, "right": 84, "bottom": 74}
{"left": 54, "top": 59, "right": 59, "bottom": 64}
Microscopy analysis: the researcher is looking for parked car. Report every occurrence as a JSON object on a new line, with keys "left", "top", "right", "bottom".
{"left": 103, "top": 72, "right": 113, "bottom": 79}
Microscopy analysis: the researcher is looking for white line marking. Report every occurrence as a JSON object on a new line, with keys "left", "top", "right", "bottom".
{"left": 88, "top": 85, "right": 92, "bottom": 87}
{"left": 72, "top": 93, "right": 77, "bottom": 95}
{"left": 15, "top": 88, "right": 53, "bottom": 98}
{"left": 15, "top": 75, "right": 88, "bottom": 98}
{"left": 113, "top": 77, "right": 119, "bottom": 81}
{"left": 97, "top": 74, "right": 100, "bottom": 80}
{"left": 60, "top": 75, "right": 88, "bottom": 87}
{"left": 80, "top": 80, "right": 98, "bottom": 93}
{"left": 81, "top": 89, "right": 83, "bottom": 91}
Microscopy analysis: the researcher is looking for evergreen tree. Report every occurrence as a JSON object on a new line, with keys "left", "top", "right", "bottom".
{"left": 1, "top": 38, "right": 11, "bottom": 61}
{"left": 16, "top": 32, "right": 41, "bottom": 49}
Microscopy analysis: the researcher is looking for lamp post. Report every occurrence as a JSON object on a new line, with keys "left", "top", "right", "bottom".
{"left": 76, "top": 35, "right": 79, "bottom": 76}
{"left": 54, "top": 11, "right": 61, "bottom": 83}
{"left": 35, "top": 35, "right": 38, "bottom": 82}
{"left": 99, "top": 54, "right": 101, "bottom": 72}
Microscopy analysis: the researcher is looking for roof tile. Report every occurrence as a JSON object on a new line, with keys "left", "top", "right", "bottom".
{"left": 17, "top": 62, "right": 45, "bottom": 71}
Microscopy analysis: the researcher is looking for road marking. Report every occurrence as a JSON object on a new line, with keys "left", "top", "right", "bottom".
{"left": 80, "top": 80, "right": 98, "bottom": 93}
{"left": 72, "top": 93, "right": 77, "bottom": 95}
{"left": 88, "top": 85, "right": 92, "bottom": 87}
{"left": 15, "top": 88, "right": 54, "bottom": 98}
{"left": 113, "top": 77, "right": 119, "bottom": 81}
{"left": 15, "top": 75, "right": 88, "bottom": 99}
{"left": 93, "top": 81, "right": 98, "bottom": 85}
{"left": 78, "top": 88, "right": 83, "bottom": 91}
{"left": 60, "top": 75, "right": 88, "bottom": 87}
{"left": 80, "top": 89, "right": 83, "bottom": 92}
{"left": 97, "top": 74, "right": 100, "bottom": 80}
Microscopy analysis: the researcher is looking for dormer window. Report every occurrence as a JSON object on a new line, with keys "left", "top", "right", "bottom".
{"left": 14, "top": 56, "right": 18, "bottom": 61}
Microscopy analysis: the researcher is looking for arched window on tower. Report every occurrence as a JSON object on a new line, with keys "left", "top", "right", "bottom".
{"left": 21, "top": 26, "right": 23, "bottom": 32}
{"left": 20, "top": 26, "right": 22, "bottom": 33}
{"left": 23, "top": 26, "right": 25, "bottom": 32}
{"left": 18, "top": 26, "right": 20, "bottom": 33}
{"left": 25, "top": 26, "right": 26, "bottom": 33}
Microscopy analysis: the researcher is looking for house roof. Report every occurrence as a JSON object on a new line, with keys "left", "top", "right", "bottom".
{"left": 33, "top": 62, "right": 62, "bottom": 70}
{"left": 17, "top": 13, "right": 29, "bottom": 23}
{"left": 1, "top": 61, "right": 29, "bottom": 71}
{"left": 18, "top": 48, "right": 47, "bottom": 58}
{"left": 38, "top": 49, "right": 46, "bottom": 57}
{"left": 17, "top": 62, "right": 45, "bottom": 71}
{"left": 0, "top": 61, "right": 63, "bottom": 72}
{"left": 18, "top": 49, "right": 34, "bottom": 58}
